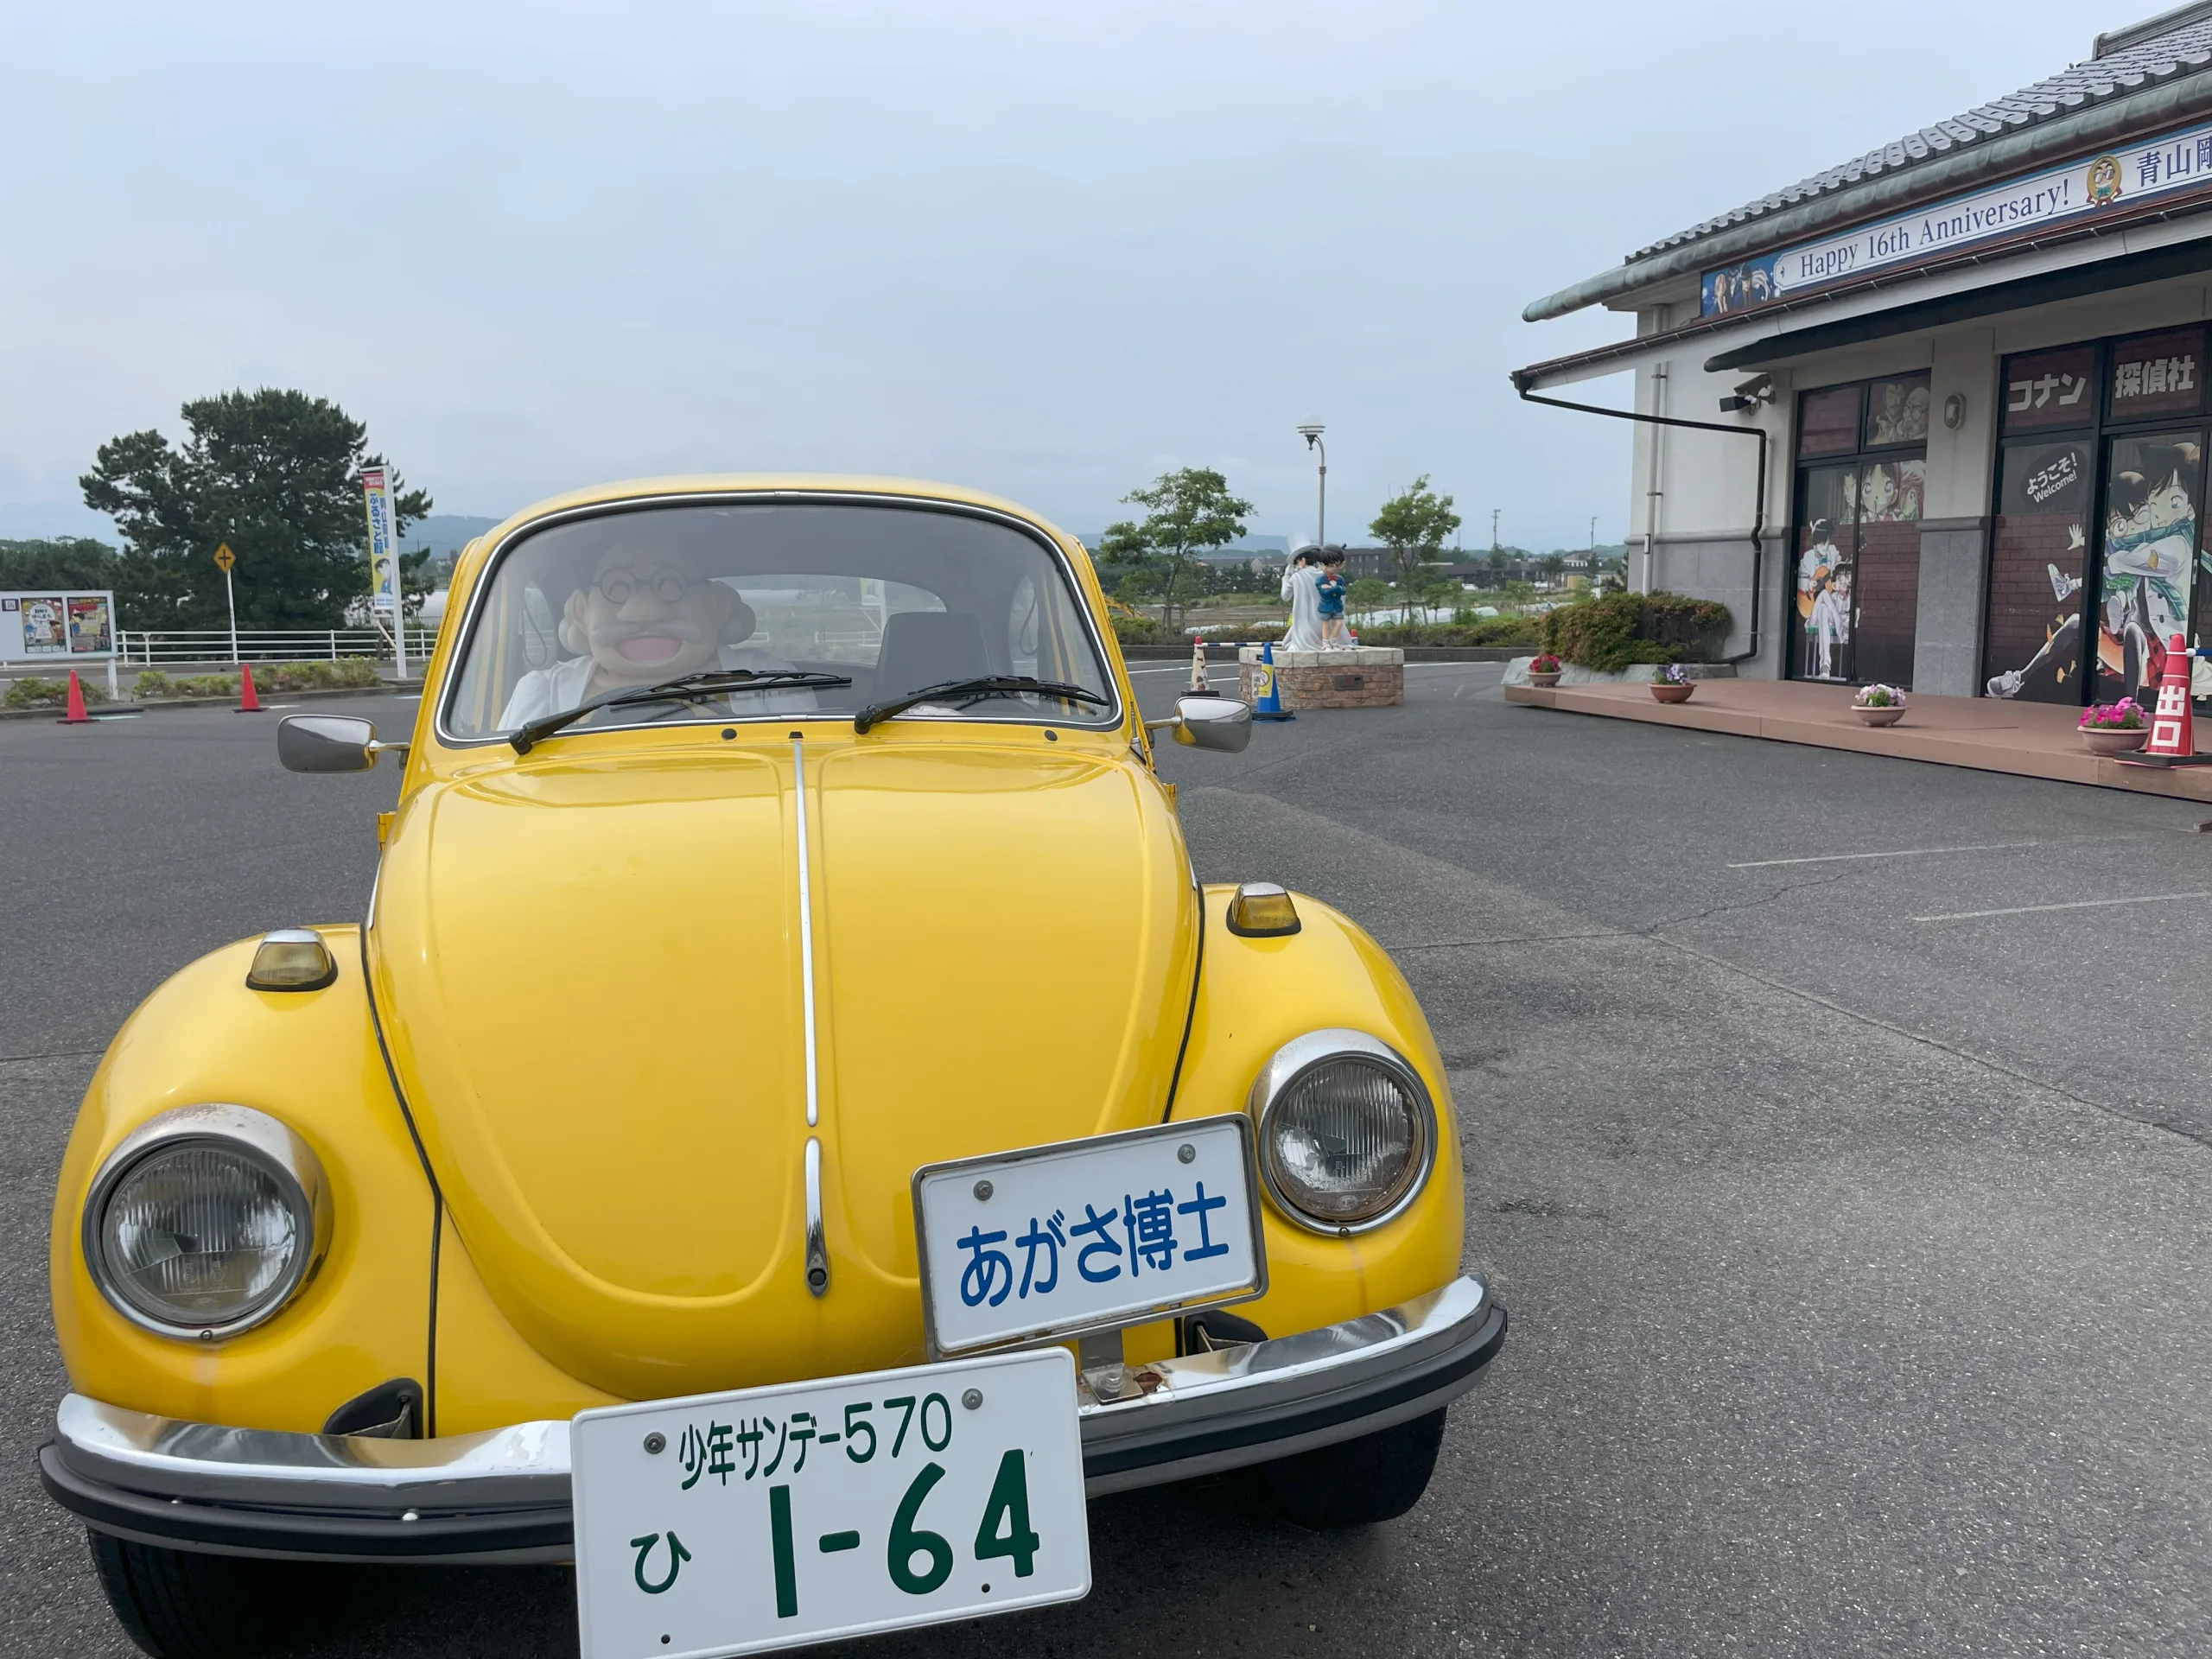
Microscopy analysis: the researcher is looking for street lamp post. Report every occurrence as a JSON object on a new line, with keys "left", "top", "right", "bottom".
{"left": 1296, "top": 422, "right": 1326, "bottom": 551}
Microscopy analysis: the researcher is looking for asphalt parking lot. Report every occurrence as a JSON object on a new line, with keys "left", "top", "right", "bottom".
{"left": 4, "top": 666, "right": 2209, "bottom": 1657}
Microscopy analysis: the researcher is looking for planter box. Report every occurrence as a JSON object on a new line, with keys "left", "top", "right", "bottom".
{"left": 1649, "top": 683, "right": 1695, "bottom": 703}
{"left": 1853, "top": 704, "right": 1906, "bottom": 727}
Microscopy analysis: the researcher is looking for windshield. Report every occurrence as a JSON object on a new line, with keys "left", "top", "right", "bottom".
{"left": 442, "top": 499, "right": 1118, "bottom": 741}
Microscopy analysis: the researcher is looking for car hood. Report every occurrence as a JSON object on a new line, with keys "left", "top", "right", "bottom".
{"left": 368, "top": 739, "right": 1197, "bottom": 1400}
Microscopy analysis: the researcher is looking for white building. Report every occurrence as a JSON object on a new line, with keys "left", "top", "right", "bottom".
{"left": 1515, "top": 3, "right": 2212, "bottom": 709}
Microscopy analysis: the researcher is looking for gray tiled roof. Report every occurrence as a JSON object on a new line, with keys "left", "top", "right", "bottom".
{"left": 1626, "top": 9, "right": 2212, "bottom": 264}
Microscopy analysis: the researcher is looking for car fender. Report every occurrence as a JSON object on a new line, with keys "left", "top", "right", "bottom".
{"left": 1163, "top": 885, "right": 1465, "bottom": 1344}
{"left": 49, "top": 928, "right": 438, "bottom": 1433}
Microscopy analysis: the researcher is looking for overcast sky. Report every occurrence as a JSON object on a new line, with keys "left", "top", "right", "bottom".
{"left": 2, "top": 1, "right": 2119, "bottom": 550}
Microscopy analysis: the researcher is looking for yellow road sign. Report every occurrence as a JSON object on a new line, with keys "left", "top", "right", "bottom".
{"left": 213, "top": 543, "right": 236, "bottom": 573}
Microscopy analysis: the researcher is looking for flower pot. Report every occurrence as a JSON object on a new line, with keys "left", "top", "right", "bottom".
{"left": 2081, "top": 725, "right": 2148, "bottom": 755}
{"left": 1528, "top": 670, "right": 1562, "bottom": 688}
{"left": 1649, "top": 683, "right": 1694, "bottom": 703}
{"left": 1853, "top": 704, "right": 1905, "bottom": 727}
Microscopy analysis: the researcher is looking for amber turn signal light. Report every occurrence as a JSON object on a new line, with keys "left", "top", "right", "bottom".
{"left": 246, "top": 929, "right": 338, "bottom": 992}
{"left": 1225, "top": 881, "right": 1300, "bottom": 938}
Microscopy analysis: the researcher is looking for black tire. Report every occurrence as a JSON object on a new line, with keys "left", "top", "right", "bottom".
{"left": 87, "top": 1529, "right": 336, "bottom": 1658}
{"left": 1253, "top": 1407, "right": 1447, "bottom": 1529}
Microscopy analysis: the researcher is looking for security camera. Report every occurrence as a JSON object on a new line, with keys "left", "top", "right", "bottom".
{"left": 1719, "top": 374, "right": 1776, "bottom": 413}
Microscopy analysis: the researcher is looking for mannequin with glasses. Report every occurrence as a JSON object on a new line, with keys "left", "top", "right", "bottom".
{"left": 495, "top": 540, "right": 815, "bottom": 728}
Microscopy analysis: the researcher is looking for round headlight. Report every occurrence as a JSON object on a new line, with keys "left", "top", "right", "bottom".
{"left": 1249, "top": 1032, "right": 1434, "bottom": 1233}
{"left": 83, "top": 1105, "right": 327, "bottom": 1339}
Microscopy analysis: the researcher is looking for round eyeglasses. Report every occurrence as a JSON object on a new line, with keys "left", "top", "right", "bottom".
{"left": 597, "top": 569, "right": 692, "bottom": 606}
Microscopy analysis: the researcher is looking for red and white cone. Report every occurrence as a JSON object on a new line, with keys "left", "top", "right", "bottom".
{"left": 235, "top": 662, "right": 264, "bottom": 713}
{"left": 57, "top": 669, "right": 92, "bottom": 724}
{"left": 1189, "top": 632, "right": 1210, "bottom": 693}
{"left": 2145, "top": 632, "right": 2194, "bottom": 758}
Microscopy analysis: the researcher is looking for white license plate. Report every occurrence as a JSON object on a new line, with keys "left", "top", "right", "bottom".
{"left": 912, "top": 1115, "right": 1267, "bottom": 1357}
{"left": 572, "top": 1349, "right": 1089, "bottom": 1658}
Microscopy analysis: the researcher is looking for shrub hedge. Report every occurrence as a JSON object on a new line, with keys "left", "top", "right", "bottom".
{"left": 131, "top": 658, "right": 383, "bottom": 701}
{"left": 3, "top": 675, "right": 105, "bottom": 708}
{"left": 1540, "top": 592, "right": 1732, "bottom": 671}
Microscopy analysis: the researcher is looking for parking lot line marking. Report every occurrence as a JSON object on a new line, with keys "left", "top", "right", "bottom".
{"left": 1912, "top": 891, "right": 2212, "bottom": 923}
{"left": 1729, "top": 841, "right": 2044, "bottom": 868}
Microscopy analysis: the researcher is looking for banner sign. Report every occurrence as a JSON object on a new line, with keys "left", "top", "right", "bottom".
{"left": 2108, "top": 326, "right": 2206, "bottom": 421}
{"left": 361, "top": 466, "right": 400, "bottom": 616}
{"left": 1702, "top": 118, "right": 2212, "bottom": 317}
{"left": 1, "top": 590, "right": 115, "bottom": 663}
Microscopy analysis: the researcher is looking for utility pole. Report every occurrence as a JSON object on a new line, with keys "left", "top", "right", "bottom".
{"left": 1491, "top": 507, "right": 1501, "bottom": 551}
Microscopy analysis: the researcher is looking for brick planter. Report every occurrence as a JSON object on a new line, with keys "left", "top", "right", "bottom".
{"left": 1238, "top": 646, "right": 1404, "bottom": 709}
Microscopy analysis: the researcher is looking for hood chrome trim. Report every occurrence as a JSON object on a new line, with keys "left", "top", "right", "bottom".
{"left": 792, "top": 735, "right": 819, "bottom": 1130}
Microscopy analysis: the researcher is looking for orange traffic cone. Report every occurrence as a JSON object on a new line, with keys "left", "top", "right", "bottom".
{"left": 2146, "top": 635, "right": 2193, "bottom": 755}
{"left": 235, "top": 662, "right": 264, "bottom": 714}
{"left": 2126, "top": 633, "right": 2206, "bottom": 766}
{"left": 56, "top": 670, "right": 92, "bottom": 724}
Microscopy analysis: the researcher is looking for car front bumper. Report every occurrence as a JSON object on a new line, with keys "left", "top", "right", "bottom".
{"left": 40, "top": 1274, "right": 1504, "bottom": 1565}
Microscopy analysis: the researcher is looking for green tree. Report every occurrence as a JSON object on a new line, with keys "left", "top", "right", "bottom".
{"left": 1098, "top": 467, "right": 1255, "bottom": 633}
{"left": 1346, "top": 575, "right": 1393, "bottom": 620}
{"left": 0, "top": 537, "right": 122, "bottom": 590}
{"left": 1370, "top": 475, "right": 1461, "bottom": 612}
{"left": 1420, "top": 577, "right": 1462, "bottom": 624}
{"left": 80, "top": 389, "right": 431, "bottom": 630}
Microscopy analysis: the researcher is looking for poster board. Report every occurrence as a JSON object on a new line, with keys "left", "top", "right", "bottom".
{"left": 1, "top": 590, "right": 116, "bottom": 664}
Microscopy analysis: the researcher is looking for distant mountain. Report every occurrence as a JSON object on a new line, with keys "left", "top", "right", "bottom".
{"left": 403, "top": 514, "right": 503, "bottom": 556}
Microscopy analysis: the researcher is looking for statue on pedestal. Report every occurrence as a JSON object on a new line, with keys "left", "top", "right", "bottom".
{"left": 1280, "top": 549, "right": 1325, "bottom": 652}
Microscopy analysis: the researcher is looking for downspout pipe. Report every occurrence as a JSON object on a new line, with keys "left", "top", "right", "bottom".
{"left": 1511, "top": 377, "right": 1768, "bottom": 667}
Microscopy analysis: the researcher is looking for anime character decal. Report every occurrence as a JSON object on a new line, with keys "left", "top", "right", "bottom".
{"left": 2095, "top": 437, "right": 2201, "bottom": 701}
{"left": 1867, "top": 379, "right": 1931, "bottom": 447}
{"left": 1701, "top": 253, "right": 1784, "bottom": 317}
{"left": 1985, "top": 546, "right": 2087, "bottom": 701}
{"left": 1859, "top": 459, "right": 1924, "bottom": 523}
{"left": 2087, "top": 155, "right": 2124, "bottom": 208}
{"left": 1796, "top": 514, "right": 1853, "bottom": 682}
{"left": 1981, "top": 441, "right": 2092, "bottom": 702}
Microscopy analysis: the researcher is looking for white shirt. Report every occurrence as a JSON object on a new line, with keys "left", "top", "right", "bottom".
{"left": 497, "top": 646, "right": 821, "bottom": 731}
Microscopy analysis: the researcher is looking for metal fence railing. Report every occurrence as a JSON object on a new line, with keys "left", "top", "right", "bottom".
{"left": 111, "top": 627, "right": 437, "bottom": 667}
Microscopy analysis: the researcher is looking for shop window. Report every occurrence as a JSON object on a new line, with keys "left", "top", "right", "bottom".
{"left": 2094, "top": 429, "right": 2203, "bottom": 705}
{"left": 1982, "top": 440, "right": 2092, "bottom": 702}
{"left": 1799, "top": 387, "right": 1861, "bottom": 457}
{"left": 2001, "top": 346, "right": 2096, "bottom": 435}
{"left": 1789, "top": 378, "right": 1923, "bottom": 685}
{"left": 2107, "top": 327, "right": 2205, "bottom": 424}
{"left": 1863, "top": 372, "right": 1931, "bottom": 448}
{"left": 1794, "top": 470, "right": 1857, "bottom": 681}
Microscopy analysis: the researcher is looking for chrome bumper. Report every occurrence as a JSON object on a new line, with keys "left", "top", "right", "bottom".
{"left": 41, "top": 1274, "right": 1503, "bottom": 1565}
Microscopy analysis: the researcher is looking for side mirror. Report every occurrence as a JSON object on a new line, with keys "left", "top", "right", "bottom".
{"left": 278, "top": 715, "right": 406, "bottom": 773}
{"left": 1162, "top": 695, "right": 1252, "bottom": 753}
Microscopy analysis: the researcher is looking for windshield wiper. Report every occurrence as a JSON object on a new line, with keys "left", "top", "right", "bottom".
{"left": 853, "top": 676, "right": 1108, "bottom": 735}
{"left": 509, "top": 670, "right": 852, "bottom": 753}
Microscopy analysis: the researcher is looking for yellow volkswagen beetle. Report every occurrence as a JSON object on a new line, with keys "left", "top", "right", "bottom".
{"left": 42, "top": 478, "right": 1504, "bottom": 1658}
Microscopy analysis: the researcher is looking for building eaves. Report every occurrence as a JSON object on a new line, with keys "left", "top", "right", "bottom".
{"left": 1525, "top": 8, "right": 2212, "bottom": 322}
